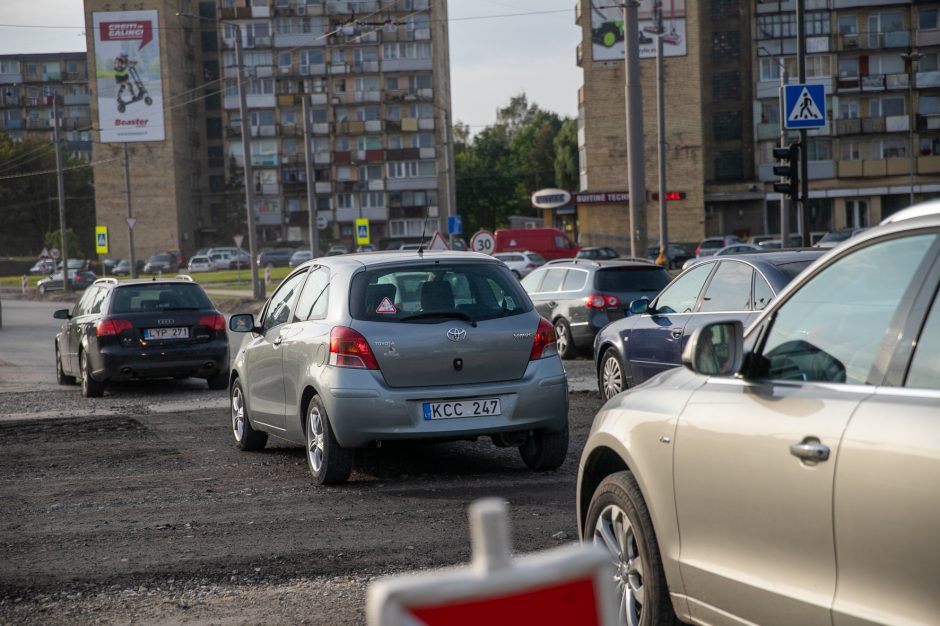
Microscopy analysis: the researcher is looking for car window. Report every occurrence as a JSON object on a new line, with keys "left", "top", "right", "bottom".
{"left": 350, "top": 262, "right": 531, "bottom": 322}
{"left": 759, "top": 234, "right": 937, "bottom": 384}
{"left": 294, "top": 267, "right": 330, "bottom": 321}
{"left": 654, "top": 263, "right": 714, "bottom": 314}
{"left": 540, "top": 269, "right": 567, "bottom": 292}
{"left": 88, "top": 286, "right": 109, "bottom": 315}
{"left": 262, "top": 271, "right": 308, "bottom": 332}
{"left": 699, "top": 261, "right": 753, "bottom": 312}
{"left": 110, "top": 283, "right": 213, "bottom": 313}
{"left": 520, "top": 269, "right": 545, "bottom": 293}
{"left": 701, "top": 240, "right": 723, "bottom": 250}
{"left": 527, "top": 252, "right": 546, "bottom": 264}
{"left": 594, "top": 267, "right": 671, "bottom": 292}
{"left": 753, "top": 273, "right": 774, "bottom": 311}
{"left": 906, "top": 289, "right": 940, "bottom": 390}
{"left": 562, "top": 269, "right": 588, "bottom": 291}
{"left": 73, "top": 287, "right": 99, "bottom": 317}
{"left": 555, "top": 236, "right": 573, "bottom": 249}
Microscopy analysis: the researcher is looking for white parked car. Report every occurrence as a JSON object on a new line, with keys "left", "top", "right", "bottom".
{"left": 494, "top": 251, "right": 546, "bottom": 278}
{"left": 188, "top": 255, "right": 214, "bottom": 273}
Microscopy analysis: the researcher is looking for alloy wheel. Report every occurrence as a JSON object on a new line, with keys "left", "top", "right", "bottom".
{"left": 602, "top": 354, "right": 624, "bottom": 399}
{"left": 594, "top": 503, "right": 645, "bottom": 626}
{"left": 555, "top": 322, "right": 569, "bottom": 356}
{"left": 231, "top": 384, "right": 246, "bottom": 441}
{"left": 308, "top": 404, "right": 326, "bottom": 473}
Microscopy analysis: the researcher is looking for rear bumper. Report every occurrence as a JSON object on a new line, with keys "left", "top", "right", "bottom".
{"left": 317, "top": 357, "right": 569, "bottom": 448}
{"left": 91, "top": 340, "right": 229, "bottom": 381}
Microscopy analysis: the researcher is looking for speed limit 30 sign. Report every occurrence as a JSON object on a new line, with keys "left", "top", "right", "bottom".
{"left": 470, "top": 230, "right": 495, "bottom": 255}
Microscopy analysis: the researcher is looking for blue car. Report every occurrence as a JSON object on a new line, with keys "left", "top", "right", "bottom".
{"left": 593, "top": 249, "right": 826, "bottom": 399}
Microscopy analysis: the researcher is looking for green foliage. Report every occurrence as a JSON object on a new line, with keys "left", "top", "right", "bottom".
{"left": 553, "top": 118, "right": 579, "bottom": 192}
{"left": 455, "top": 94, "right": 574, "bottom": 233}
{"left": 0, "top": 135, "right": 95, "bottom": 257}
{"left": 44, "top": 229, "right": 83, "bottom": 259}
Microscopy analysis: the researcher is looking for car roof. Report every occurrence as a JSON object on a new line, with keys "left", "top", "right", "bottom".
{"left": 543, "top": 258, "right": 658, "bottom": 269}
{"left": 297, "top": 249, "right": 502, "bottom": 269}
{"left": 879, "top": 199, "right": 940, "bottom": 225}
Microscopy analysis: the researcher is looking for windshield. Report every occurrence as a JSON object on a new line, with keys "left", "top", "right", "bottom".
{"left": 349, "top": 262, "right": 532, "bottom": 323}
{"left": 593, "top": 267, "right": 671, "bottom": 292}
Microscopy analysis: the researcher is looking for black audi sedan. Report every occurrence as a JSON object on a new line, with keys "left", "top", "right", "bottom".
{"left": 53, "top": 277, "right": 230, "bottom": 397}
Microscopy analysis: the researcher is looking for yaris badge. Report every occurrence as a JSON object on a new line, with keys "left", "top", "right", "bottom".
{"left": 447, "top": 328, "right": 467, "bottom": 342}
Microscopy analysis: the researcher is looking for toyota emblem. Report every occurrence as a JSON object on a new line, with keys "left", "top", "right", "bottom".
{"left": 447, "top": 328, "right": 467, "bottom": 342}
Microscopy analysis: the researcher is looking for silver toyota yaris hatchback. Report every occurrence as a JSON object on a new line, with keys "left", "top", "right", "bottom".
{"left": 228, "top": 250, "right": 569, "bottom": 484}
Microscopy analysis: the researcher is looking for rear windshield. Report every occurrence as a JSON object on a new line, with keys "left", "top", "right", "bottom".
{"left": 700, "top": 240, "right": 724, "bottom": 250}
{"left": 349, "top": 262, "right": 533, "bottom": 323}
{"left": 820, "top": 230, "right": 851, "bottom": 243}
{"left": 111, "top": 283, "right": 213, "bottom": 313}
{"left": 150, "top": 254, "right": 172, "bottom": 262}
{"left": 593, "top": 267, "right": 671, "bottom": 292}
{"left": 774, "top": 260, "right": 817, "bottom": 281}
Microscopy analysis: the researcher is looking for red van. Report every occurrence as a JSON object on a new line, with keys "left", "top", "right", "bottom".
{"left": 494, "top": 227, "right": 579, "bottom": 260}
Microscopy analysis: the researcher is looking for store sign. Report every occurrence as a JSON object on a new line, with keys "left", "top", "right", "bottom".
{"left": 531, "top": 188, "right": 572, "bottom": 209}
{"left": 573, "top": 191, "right": 629, "bottom": 205}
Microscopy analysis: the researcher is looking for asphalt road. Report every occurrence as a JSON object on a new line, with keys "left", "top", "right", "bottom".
{"left": 0, "top": 296, "right": 605, "bottom": 624}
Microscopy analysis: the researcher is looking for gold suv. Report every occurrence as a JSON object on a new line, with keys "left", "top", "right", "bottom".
{"left": 577, "top": 202, "right": 940, "bottom": 625}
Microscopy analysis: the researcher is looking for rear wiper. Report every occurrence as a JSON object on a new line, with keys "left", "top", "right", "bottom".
{"left": 399, "top": 311, "right": 477, "bottom": 327}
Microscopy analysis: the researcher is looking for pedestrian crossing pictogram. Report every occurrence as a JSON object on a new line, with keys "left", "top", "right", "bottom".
{"left": 788, "top": 88, "right": 823, "bottom": 121}
{"left": 783, "top": 84, "right": 826, "bottom": 130}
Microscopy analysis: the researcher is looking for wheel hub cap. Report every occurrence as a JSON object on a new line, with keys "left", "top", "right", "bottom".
{"left": 594, "top": 504, "right": 644, "bottom": 626}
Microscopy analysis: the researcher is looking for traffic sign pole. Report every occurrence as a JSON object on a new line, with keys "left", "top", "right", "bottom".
{"left": 797, "top": 0, "right": 810, "bottom": 247}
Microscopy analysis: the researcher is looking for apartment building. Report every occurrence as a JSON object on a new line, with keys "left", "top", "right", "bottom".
{"left": 571, "top": 0, "right": 761, "bottom": 249}
{"left": 0, "top": 53, "right": 92, "bottom": 162}
{"left": 217, "top": 0, "right": 453, "bottom": 247}
{"left": 754, "top": 1, "right": 940, "bottom": 230}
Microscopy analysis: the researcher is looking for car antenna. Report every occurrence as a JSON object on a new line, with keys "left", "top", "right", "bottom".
{"left": 417, "top": 212, "right": 428, "bottom": 257}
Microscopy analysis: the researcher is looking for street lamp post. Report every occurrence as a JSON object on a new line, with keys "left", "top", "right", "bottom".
{"left": 178, "top": 12, "right": 263, "bottom": 299}
{"left": 901, "top": 50, "right": 923, "bottom": 207}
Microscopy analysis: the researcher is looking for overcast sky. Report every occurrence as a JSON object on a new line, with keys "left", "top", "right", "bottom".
{"left": 0, "top": 0, "right": 582, "bottom": 127}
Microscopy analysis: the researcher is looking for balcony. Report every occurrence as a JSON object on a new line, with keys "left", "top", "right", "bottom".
{"left": 917, "top": 71, "right": 940, "bottom": 89}
{"left": 916, "top": 29, "right": 940, "bottom": 48}
{"left": 918, "top": 114, "right": 940, "bottom": 131}
{"left": 219, "top": 6, "right": 251, "bottom": 19}
{"left": 758, "top": 160, "right": 836, "bottom": 181}
{"left": 885, "top": 115, "right": 909, "bottom": 132}
{"left": 364, "top": 119, "right": 383, "bottom": 132}
{"left": 835, "top": 118, "right": 862, "bottom": 136}
{"left": 0, "top": 72, "right": 23, "bottom": 85}
{"left": 919, "top": 155, "right": 940, "bottom": 174}
{"left": 63, "top": 93, "right": 90, "bottom": 106}
{"left": 335, "top": 206, "right": 388, "bottom": 222}
{"left": 314, "top": 152, "right": 331, "bottom": 164}
{"left": 837, "top": 30, "right": 910, "bottom": 51}
{"left": 861, "top": 117, "right": 886, "bottom": 133}
{"left": 756, "top": 122, "right": 781, "bottom": 141}
{"left": 316, "top": 181, "right": 332, "bottom": 194}
{"left": 861, "top": 75, "right": 886, "bottom": 92}
{"left": 387, "top": 177, "right": 438, "bottom": 191}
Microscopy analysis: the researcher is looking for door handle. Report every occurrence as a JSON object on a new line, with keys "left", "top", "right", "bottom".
{"left": 273, "top": 335, "right": 283, "bottom": 346}
{"left": 789, "top": 438, "right": 830, "bottom": 462}
{"left": 671, "top": 329, "right": 682, "bottom": 339}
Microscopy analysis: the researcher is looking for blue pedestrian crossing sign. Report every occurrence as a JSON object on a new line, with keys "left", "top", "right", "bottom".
{"left": 447, "top": 215, "right": 462, "bottom": 235}
{"left": 355, "top": 218, "right": 371, "bottom": 245}
{"left": 95, "top": 226, "right": 109, "bottom": 254}
{"left": 783, "top": 84, "right": 826, "bottom": 130}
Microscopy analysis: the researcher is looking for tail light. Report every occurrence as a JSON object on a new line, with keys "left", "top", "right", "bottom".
{"left": 529, "top": 317, "right": 557, "bottom": 361}
{"left": 198, "top": 313, "right": 226, "bottom": 332}
{"left": 694, "top": 243, "right": 702, "bottom": 256}
{"left": 583, "top": 294, "right": 620, "bottom": 309}
{"left": 329, "top": 326, "right": 379, "bottom": 369}
{"left": 97, "top": 319, "right": 133, "bottom": 336}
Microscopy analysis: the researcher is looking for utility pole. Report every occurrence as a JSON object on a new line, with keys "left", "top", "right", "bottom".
{"left": 123, "top": 144, "right": 137, "bottom": 278}
{"left": 301, "top": 87, "right": 319, "bottom": 258}
{"left": 796, "top": 0, "right": 810, "bottom": 247}
{"left": 779, "top": 64, "right": 790, "bottom": 246}
{"left": 902, "top": 50, "right": 923, "bottom": 207}
{"left": 443, "top": 108, "right": 457, "bottom": 247}
{"left": 234, "top": 25, "right": 264, "bottom": 300}
{"left": 622, "top": 1, "right": 647, "bottom": 258}
{"left": 655, "top": 25, "right": 668, "bottom": 262}
{"left": 50, "top": 93, "right": 70, "bottom": 292}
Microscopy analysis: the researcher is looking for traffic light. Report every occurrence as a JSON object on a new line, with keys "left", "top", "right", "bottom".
{"left": 772, "top": 143, "right": 800, "bottom": 200}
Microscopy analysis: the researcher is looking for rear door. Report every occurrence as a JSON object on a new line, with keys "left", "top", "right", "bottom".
{"left": 350, "top": 262, "right": 538, "bottom": 387}
{"left": 681, "top": 260, "right": 759, "bottom": 349}
{"left": 522, "top": 267, "right": 566, "bottom": 322}
{"left": 628, "top": 262, "right": 714, "bottom": 383}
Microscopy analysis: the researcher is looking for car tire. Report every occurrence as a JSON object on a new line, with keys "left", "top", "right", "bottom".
{"left": 306, "top": 395, "right": 353, "bottom": 485}
{"left": 519, "top": 422, "right": 569, "bottom": 471}
{"left": 230, "top": 378, "right": 267, "bottom": 451}
{"left": 584, "top": 471, "right": 678, "bottom": 626}
{"left": 599, "top": 348, "right": 626, "bottom": 400}
{"left": 206, "top": 371, "right": 229, "bottom": 390}
{"left": 79, "top": 350, "right": 104, "bottom": 398}
{"left": 55, "top": 344, "right": 76, "bottom": 386}
{"left": 554, "top": 318, "right": 576, "bottom": 359}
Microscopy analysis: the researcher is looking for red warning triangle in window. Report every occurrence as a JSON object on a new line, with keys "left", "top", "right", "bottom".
{"left": 376, "top": 297, "right": 397, "bottom": 313}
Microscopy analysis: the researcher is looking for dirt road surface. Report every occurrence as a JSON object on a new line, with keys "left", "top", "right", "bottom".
{"left": 0, "top": 382, "right": 604, "bottom": 625}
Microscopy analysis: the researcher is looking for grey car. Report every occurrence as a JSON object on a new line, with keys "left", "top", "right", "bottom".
{"left": 577, "top": 202, "right": 940, "bottom": 625}
{"left": 594, "top": 249, "right": 827, "bottom": 398}
{"left": 227, "top": 250, "right": 569, "bottom": 485}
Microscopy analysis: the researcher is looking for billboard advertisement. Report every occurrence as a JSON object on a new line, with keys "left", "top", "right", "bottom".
{"left": 93, "top": 10, "right": 165, "bottom": 142}
{"left": 590, "top": 0, "right": 688, "bottom": 61}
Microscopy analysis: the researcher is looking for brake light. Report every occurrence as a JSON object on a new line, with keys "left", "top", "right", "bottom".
{"left": 583, "top": 294, "right": 620, "bottom": 309}
{"left": 694, "top": 243, "right": 702, "bottom": 256}
{"left": 198, "top": 313, "right": 226, "bottom": 332}
{"left": 96, "top": 319, "right": 133, "bottom": 336}
{"left": 529, "top": 317, "right": 557, "bottom": 360}
{"left": 329, "top": 326, "right": 379, "bottom": 369}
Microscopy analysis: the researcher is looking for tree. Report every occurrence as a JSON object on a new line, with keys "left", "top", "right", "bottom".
{"left": 553, "top": 118, "right": 579, "bottom": 192}
{"left": 0, "top": 135, "right": 95, "bottom": 257}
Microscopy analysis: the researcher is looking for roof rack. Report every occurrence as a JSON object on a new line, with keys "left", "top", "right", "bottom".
{"left": 93, "top": 277, "right": 119, "bottom": 286}
{"left": 545, "top": 258, "right": 600, "bottom": 267}
{"left": 174, "top": 274, "right": 194, "bottom": 282}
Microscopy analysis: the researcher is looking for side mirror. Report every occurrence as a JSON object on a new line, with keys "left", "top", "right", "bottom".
{"left": 629, "top": 297, "right": 650, "bottom": 316}
{"left": 229, "top": 313, "right": 256, "bottom": 333}
{"left": 682, "top": 320, "right": 744, "bottom": 376}
{"left": 53, "top": 309, "right": 70, "bottom": 320}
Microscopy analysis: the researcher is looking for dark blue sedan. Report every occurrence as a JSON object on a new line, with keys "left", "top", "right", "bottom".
{"left": 593, "top": 249, "right": 827, "bottom": 399}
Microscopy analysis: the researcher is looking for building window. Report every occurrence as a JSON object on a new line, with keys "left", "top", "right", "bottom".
{"left": 709, "top": 0, "right": 737, "bottom": 20}
{"left": 839, "top": 58, "right": 859, "bottom": 78}
{"left": 757, "top": 14, "right": 795, "bottom": 39}
{"left": 839, "top": 141, "right": 860, "bottom": 161}
{"left": 880, "top": 139, "right": 907, "bottom": 159}
{"left": 712, "top": 31, "right": 740, "bottom": 60}
{"left": 360, "top": 191, "right": 385, "bottom": 208}
{"left": 389, "top": 218, "right": 438, "bottom": 237}
{"left": 714, "top": 152, "right": 742, "bottom": 180}
{"left": 806, "top": 139, "right": 831, "bottom": 161}
{"left": 805, "top": 12, "right": 831, "bottom": 36}
{"left": 920, "top": 9, "right": 939, "bottom": 31}
{"left": 870, "top": 96, "right": 905, "bottom": 118}
{"left": 713, "top": 110, "right": 742, "bottom": 140}
{"left": 359, "top": 164, "right": 382, "bottom": 179}
{"left": 336, "top": 193, "right": 355, "bottom": 209}
{"left": 355, "top": 105, "right": 380, "bottom": 121}
{"left": 357, "top": 136, "right": 382, "bottom": 151}
{"left": 760, "top": 101, "right": 779, "bottom": 124}
{"left": 920, "top": 95, "right": 939, "bottom": 115}
{"left": 354, "top": 76, "right": 379, "bottom": 93}
{"left": 839, "top": 99, "right": 859, "bottom": 119}
{"left": 712, "top": 71, "right": 740, "bottom": 99}
{"left": 838, "top": 15, "right": 857, "bottom": 35}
